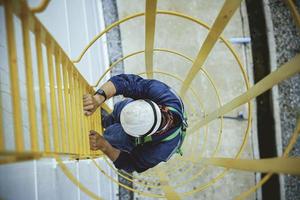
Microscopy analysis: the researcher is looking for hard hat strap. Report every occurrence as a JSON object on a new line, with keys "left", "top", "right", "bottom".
{"left": 143, "top": 99, "right": 158, "bottom": 136}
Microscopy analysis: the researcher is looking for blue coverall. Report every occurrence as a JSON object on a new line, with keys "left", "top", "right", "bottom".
{"left": 103, "top": 74, "right": 186, "bottom": 173}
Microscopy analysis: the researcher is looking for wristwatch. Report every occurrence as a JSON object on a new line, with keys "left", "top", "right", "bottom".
{"left": 94, "top": 89, "right": 107, "bottom": 100}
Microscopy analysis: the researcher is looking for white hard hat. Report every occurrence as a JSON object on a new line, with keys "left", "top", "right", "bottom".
{"left": 120, "top": 100, "right": 162, "bottom": 137}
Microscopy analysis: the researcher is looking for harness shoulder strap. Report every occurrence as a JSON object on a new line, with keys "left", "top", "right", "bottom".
{"left": 166, "top": 106, "right": 178, "bottom": 112}
{"left": 134, "top": 127, "right": 180, "bottom": 145}
{"left": 135, "top": 106, "right": 187, "bottom": 150}
{"left": 166, "top": 106, "right": 188, "bottom": 129}
{"left": 161, "top": 127, "right": 181, "bottom": 142}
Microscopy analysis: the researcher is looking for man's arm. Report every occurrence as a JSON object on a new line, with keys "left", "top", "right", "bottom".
{"left": 109, "top": 74, "right": 161, "bottom": 100}
{"left": 89, "top": 130, "right": 120, "bottom": 161}
{"left": 83, "top": 81, "right": 116, "bottom": 116}
{"left": 83, "top": 74, "right": 179, "bottom": 116}
{"left": 109, "top": 74, "right": 182, "bottom": 109}
{"left": 89, "top": 130, "right": 159, "bottom": 173}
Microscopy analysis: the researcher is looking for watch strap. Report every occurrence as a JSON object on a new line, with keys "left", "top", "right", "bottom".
{"left": 94, "top": 89, "right": 107, "bottom": 100}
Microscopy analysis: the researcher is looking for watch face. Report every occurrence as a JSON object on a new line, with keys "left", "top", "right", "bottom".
{"left": 97, "top": 90, "right": 104, "bottom": 95}
{"left": 96, "top": 89, "right": 107, "bottom": 99}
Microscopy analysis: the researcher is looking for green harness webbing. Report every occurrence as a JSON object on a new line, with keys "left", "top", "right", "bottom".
{"left": 134, "top": 106, "right": 188, "bottom": 156}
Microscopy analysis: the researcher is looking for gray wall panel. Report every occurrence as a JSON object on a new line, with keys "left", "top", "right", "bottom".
{"left": 36, "top": 159, "right": 57, "bottom": 200}
{"left": 56, "top": 162, "right": 79, "bottom": 200}
{"left": 0, "top": 161, "right": 36, "bottom": 200}
{"left": 79, "top": 160, "right": 100, "bottom": 200}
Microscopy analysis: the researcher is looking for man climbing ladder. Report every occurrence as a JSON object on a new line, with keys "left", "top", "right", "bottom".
{"left": 83, "top": 74, "right": 188, "bottom": 173}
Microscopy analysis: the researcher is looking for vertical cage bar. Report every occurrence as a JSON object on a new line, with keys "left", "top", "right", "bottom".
{"left": 67, "top": 62, "right": 76, "bottom": 154}
{"left": 82, "top": 82, "right": 88, "bottom": 156}
{"left": 73, "top": 72, "right": 80, "bottom": 154}
{"left": 4, "top": 1, "right": 24, "bottom": 151}
{"left": 86, "top": 85, "right": 92, "bottom": 156}
{"left": 95, "top": 107, "right": 102, "bottom": 157}
{"left": 35, "top": 24, "right": 50, "bottom": 152}
{"left": 62, "top": 58, "right": 71, "bottom": 153}
{"left": 81, "top": 83, "right": 89, "bottom": 155}
{"left": 77, "top": 77, "right": 84, "bottom": 155}
{"left": 79, "top": 80, "right": 84, "bottom": 155}
{"left": 55, "top": 47, "right": 67, "bottom": 152}
{"left": 21, "top": 6, "right": 39, "bottom": 151}
{"left": 86, "top": 87, "right": 92, "bottom": 156}
{"left": 90, "top": 87, "right": 97, "bottom": 156}
{"left": 96, "top": 105, "right": 102, "bottom": 134}
{"left": 79, "top": 80, "right": 87, "bottom": 156}
{"left": 46, "top": 36, "right": 60, "bottom": 152}
{"left": 145, "top": 0, "right": 157, "bottom": 79}
{"left": 84, "top": 114, "right": 89, "bottom": 156}
{"left": 78, "top": 74, "right": 83, "bottom": 155}
{"left": 180, "top": 0, "right": 242, "bottom": 96}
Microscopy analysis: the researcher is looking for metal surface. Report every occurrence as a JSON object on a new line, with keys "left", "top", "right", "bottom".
{"left": 145, "top": 0, "right": 157, "bottom": 78}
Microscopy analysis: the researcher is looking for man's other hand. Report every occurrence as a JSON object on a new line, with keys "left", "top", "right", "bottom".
{"left": 83, "top": 94, "right": 104, "bottom": 116}
{"left": 89, "top": 130, "right": 108, "bottom": 151}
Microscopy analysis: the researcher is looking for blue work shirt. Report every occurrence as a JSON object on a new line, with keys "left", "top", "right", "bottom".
{"left": 103, "top": 74, "right": 186, "bottom": 173}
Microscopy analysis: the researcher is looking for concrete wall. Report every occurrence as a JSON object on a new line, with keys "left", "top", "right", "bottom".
{"left": 0, "top": 0, "right": 117, "bottom": 199}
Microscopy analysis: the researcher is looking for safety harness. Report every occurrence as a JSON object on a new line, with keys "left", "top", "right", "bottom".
{"left": 134, "top": 106, "right": 188, "bottom": 156}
